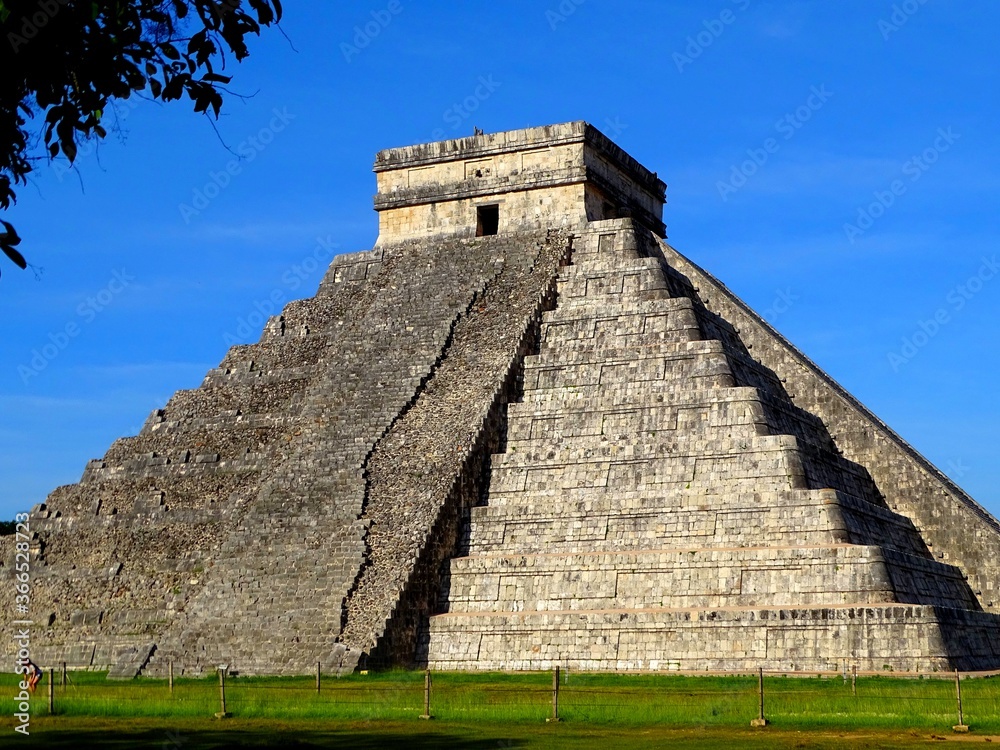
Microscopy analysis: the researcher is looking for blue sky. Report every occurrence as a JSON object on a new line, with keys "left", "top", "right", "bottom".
{"left": 1, "top": 1, "right": 998, "bottom": 521}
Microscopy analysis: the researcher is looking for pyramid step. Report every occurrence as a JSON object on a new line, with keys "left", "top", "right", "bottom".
{"left": 479, "top": 487, "right": 829, "bottom": 515}
{"left": 557, "top": 255, "right": 662, "bottom": 279}
{"left": 540, "top": 328, "right": 703, "bottom": 358}
{"left": 527, "top": 338, "right": 717, "bottom": 368}
{"left": 443, "top": 544, "right": 976, "bottom": 612}
{"left": 522, "top": 343, "right": 733, "bottom": 391}
{"left": 506, "top": 399, "right": 768, "bottom": 442}
{"left": 162, "top": 379, "right": 311, "bottom": 423}
{"left": 201, "top": 364, "right": 317, "bottom": 388}
{"left": 493, "top": 433, "right": 797, "bottom": 471}
{"left": 556, "top": 264, "right": 669, "bottom": 301}
{"left": 540, "top": 296, "right": 698, "bottom": 344}
{"left": 427, "top": 603, "right": 1000, "bottom": 673}
{"left": 468, "top": 487, "right": 932, "bottom": 558}
{"left": 467, "top": 498, "right": 842, "bottom": 554}
{"left": 106, "top": 642, "right": 156, "bottom": 680}
{"left": 517, "top": 383, "right": 761, "bottom": 411}
{"left": 542, "top": 295, "right": 696, "bottom": 325}
{"left": 489, "top": 435, "right": 806, "bottom": 494}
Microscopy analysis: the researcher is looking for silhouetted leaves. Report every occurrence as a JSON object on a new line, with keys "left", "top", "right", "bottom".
{"left": 0, "top": 0, "right": 284, "bottom": 277}
{"left": 0, "top": 219, "right": 25, "bottom": 278}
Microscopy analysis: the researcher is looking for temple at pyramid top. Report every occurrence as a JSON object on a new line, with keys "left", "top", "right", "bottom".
{"left": 372, "top": 121, "right": 667, "bottom": 243}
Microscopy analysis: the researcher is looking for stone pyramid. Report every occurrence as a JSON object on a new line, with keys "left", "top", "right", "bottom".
{"left": 5, "top": 122, "right": 1000, "bottom": 676}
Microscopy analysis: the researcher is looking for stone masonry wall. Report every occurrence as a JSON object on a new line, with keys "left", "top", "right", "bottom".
{"left": 374, "top": 122, "right": 666, "bottom": 243}
{"left": 655, "top": 239, "right": 1000, "bottom": 612}
{"left": 1, "top": 247, "right": 387, "bottom": 676}
{"left": 2, "top": 231, "right": 570, "bottom": 676}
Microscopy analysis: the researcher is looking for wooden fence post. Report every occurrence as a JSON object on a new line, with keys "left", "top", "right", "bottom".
{"left": 215, "top": 666, "right": 231, "bottom": 719}
{"left": 48, "top": 668, "right": 54, "bottom": 715}
{"left": 953, "top": 670, "right": 969, "bottom": 733}
{"left": 419, "top": 669, "right": 433, "bottom": 720}
{"left": 61, "top": 662, "right": 66, "bottom": 688}
{"left": 547, "top": 666, "right": 561, "bottom": 722}
{"left": 316, "top": 661, "right": 322, "bottom": 694}
{"left": 750, "top": 667, "right": 768, "bottom": 727}
{"left": 168, "top": 661, "right": 174, "bottom": 695}
{"left": 852, "top": 664, "right": 857, "bottom": 697}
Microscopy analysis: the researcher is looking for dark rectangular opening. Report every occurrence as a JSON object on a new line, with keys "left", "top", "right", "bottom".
{"left": 476, "top": 204, "right": 499, "bottom": 236}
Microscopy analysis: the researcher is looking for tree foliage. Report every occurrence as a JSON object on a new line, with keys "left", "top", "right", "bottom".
{"left": 0, "top": 0, "right": 283, "bottom": 276}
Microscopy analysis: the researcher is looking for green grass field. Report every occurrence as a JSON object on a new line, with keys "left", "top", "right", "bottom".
{"left": 4, "top": 670, "right": 999, "bottom": 748}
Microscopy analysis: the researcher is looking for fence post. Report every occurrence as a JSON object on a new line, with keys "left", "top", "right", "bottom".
{"left": 953, "top": 670, "right": 969, "bottom": 733}
{"left": 547, "top": 666, "right": 561, "bottom": 722}
{"left": 48, "top": 668, "right": 54, "bottom": 715}
{"left": 316, "top": 661, "right": 321, "bottom": 695}
{"left": 419, "top": 669, "right": 433, "bottom": 720}
{"left": 61, "top": 662, "right": 66, "bottom": 688}
{"left": 168, "top": 661, "right": 174, "bottom": 695}
{"left": 852, "top": 664, "right": 857, "bottom": 697}
{"left": 215, "top": 666, "right": 231, "bottom": 719}
{"left": 750, "top": 667, "right": 768, "bottom": 727}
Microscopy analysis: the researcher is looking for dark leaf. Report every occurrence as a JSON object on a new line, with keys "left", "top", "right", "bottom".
{"left": 1, "top": 245, "right": 27, "bottom": 270}
{"left": 202, "top": 73, "right": 232, "bottom": 84}
{"left": 162, "top": 75, "right": 186, "bottom": 100}
{"left": 0, "top": 221, "right": 22, "bottom": 247}
{"left": 187, "top": 28, "right": 208, "bottom": 56}
{"left": 249, "top": 0, "right": 274, "bottom": 25}
{"left": 56, "top": 119, "right": 78, "bottom": 163}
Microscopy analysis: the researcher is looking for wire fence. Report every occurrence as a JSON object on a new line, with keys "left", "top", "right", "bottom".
{"left": 13, "top": 664, "right": 1000, "bottom": 733}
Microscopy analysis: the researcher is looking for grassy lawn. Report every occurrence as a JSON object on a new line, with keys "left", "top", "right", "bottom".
{"left": 19, "top": 717, "right": 1000, "bottom": 749}
{"left": 4, "top": 670, "right": 999, "bottom": 747}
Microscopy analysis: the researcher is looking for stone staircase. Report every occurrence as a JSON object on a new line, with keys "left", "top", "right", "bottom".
{"left": 425, "top": 219, "right": 1000, "bottom": 673}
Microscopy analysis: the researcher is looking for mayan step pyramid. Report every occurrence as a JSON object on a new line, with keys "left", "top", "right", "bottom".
{"left": 5, "top": 122, "right": 1000, "bottom": 676}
